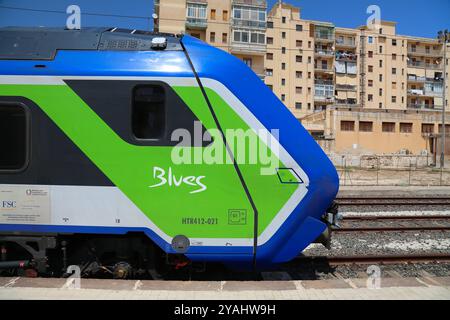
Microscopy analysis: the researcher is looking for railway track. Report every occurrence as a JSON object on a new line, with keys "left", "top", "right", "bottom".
{"left": 335, "top": 197, "right": 450, "bottom": 206}
{"left": 334, "top": 215, "right": 450, "bottom": 232}
{"left": 299, "top": 253, "right": 450, "bottom": 265}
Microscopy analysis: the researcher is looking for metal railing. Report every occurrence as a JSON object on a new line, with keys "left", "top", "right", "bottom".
{"left": 314, "top": 65, "right": 334, "bottom": 72}
{"left": 186, "top": 17, "right": 207, "bottom": 29}
{"left": 314, "top": 79, "right": 334, "bottom": 85}
{"left": 232, "top": 19, "right": 267, "bottom": 29}
{"left": 407, "top": 47, "right": 443, "bottom": 57}
{"left": 335, "top": 155, "right": 450, "bottom": 186}
{"left": 335, "top": 84, "right": 357, "bottom": 91}
{"left": 407, "top": 103, "right": 442, "bottom": 110}
{"left": 314, "top": 49, "right": 334, "bottom": 56}
{"left": 314, "top": 32, "right": 334, "bottom": 41}
{"left": 407, "top": 61, "right": 443, "bottom": 70}
{"left": 336, "top": 38, "right": 356, "bottom": 47}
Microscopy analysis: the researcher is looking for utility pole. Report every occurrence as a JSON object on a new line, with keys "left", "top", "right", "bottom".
{"left": 438, "top": 30, "right": 449, "bottom": 168}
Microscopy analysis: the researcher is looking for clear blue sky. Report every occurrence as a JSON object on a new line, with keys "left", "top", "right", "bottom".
{"left": 0, "top": 0, "right": 448, "bottom": 38}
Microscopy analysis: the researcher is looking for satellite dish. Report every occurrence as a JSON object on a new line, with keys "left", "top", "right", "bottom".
{"left": 152, "top": 13, "right": 158, "bottom": 19}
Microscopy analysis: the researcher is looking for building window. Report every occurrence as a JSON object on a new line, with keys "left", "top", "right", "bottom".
{"left": 359, "top": 121, "right": 373, "bottom": 132}
{"left": 282, "top": 47, "right": 286, "bottom": 54}
{"left": 308, "top": 41, "right": 312, "bottom": 48}
{"left": 392, "top": 82, "right": 397, "bottom": 89}
{"left": 368, "top": 65, "right": 373, "bottom": 72}
{"left": 267, "top": 37, "right": 273, "bottom": 45}
{"left": 307, "top": 103, "right": 311, "bottom": 110}
{"left": 368, "top": 94, "right": 373, "bottom": 101}
{"left": 379, "top": 102, "right": 383, "bottom": 108}
{"left": 243, "top": 58, "right": 252, "bottom": 68}
{"left": 266, "top": 69, "right": 273, "bottom": 76}
{"left": 368, "top": 51, "right": 373, "bottom": 58}
{"left": 392, "top": 39, "right": 397, "bottom": 46}
{"left": 282, "top": 63, "right": 286, "bottom": 70}
{"left": 295, "top": 102, "right": 302, "bottom": 109}
{"left": 422, "top": 124, "right": 434, "bottom": 134}
{"left": 382, "top": 122, "right": 395, "bottom": 133}
{"left": 281, "top": 79, "right": 286, "bottom": 86}
{"left": 368, "top": 79, "right": 373, "bottom": 87}
{"left": 308, "top": 72, "right": 311, "bottom": 79}
{"left": 308, "top": 87, "right": 311, "bottom": 94}
{"left": 400, "top": 123, "right": 413, "bottom": 133}
{"left": 267, "top": 85, "right": 273, "bottom": 90}
{"left": 296, "top": 55, "right": 302, "bottom": 63}
{"left": 282, "top": 17, "right": 286, "bottom": 23}
{"left": 341, "top": 121, "right": 355, "bottom": 131}
{"left": 282, "top": 32, "right": 286, "bottom": 39}
{"left": 296, "top": 87, "right": 303, "bottom": 94}
{"left": 0, "top": 102, "right": 29, "bottom": 171}
{"left": 379, "top": 60, "right": 383, "bottom": 67}
{"left": 210, "top": 32, "right": 215, "bottom": 43}
{"left": 368, "top": 36, "right": 373, "bottom": 44}
{"left": 281, "top": 94, "right": 286, "bottom": 101}
{"left": 379, "top": 74, "right": 383, "bottom": 82}
{"left": 392, "top": 96, "right": 397, "bottom": 103}
{"left": 379, "top": 88, "right": 383, "bottom": 96}
{"left": 392, "top": 53, "right": 397, "bottom": 60}
{"left": 266, "top": 53, "right": 273, "bottom": 60}
{"left": 379, "top": 46, "right": 383, "bottom": 53}
{"left": 296, "top": 24, "right": 303, "bottom": 31}
{"left": 267, "top": 21, "right": 273, "bottom": 28}
{"left": 223, "top": 10, "right": 228, "bottom": 21}
{"left": 308, "top": 56, "right": 312, "bottom": 63}
{"left": 132, "top": 85, "right": 165, "bottom": 140}
{"left": 186, "top": 3, "right": 207, "bottom": 20}
{"left": 233, "top": 30, "right": 265, "bottom": 45}
{"left": 438, "top": 124, "right": 450, "bottom": 133}
{"left": 210, "top": 9, "right": 216, "bottom": 20}
{"left": 392, "top": 68, "right": 397, "bottom": 75}
{"left": 296, "top": 71, "right": 302, "bottom": 79}
{"left": 222, "top": 33, "right": 228, "bottom": 43}
{"left": 296, "top": 40, "right": 302, "bottom": 47}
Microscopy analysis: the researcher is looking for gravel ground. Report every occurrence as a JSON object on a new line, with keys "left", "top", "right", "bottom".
{"left": 303, "top": 231, "right": 450, "bottom": 257}
{"left": 280, "top": 261, "right": 450, "bottom": 280}
{"left": 340, "top": 205, "right": 450, "bottom": 215}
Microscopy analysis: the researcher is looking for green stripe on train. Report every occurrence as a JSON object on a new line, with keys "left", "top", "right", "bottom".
{"left": 0, "top": 83, "right": 297, "bottom": 240}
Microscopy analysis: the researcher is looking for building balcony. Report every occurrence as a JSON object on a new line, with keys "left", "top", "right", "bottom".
{"left": 407, "top": 89, "right": 443, "bottom": 97}
{"left": 335, "top": 99, "right": 358, "bottom": 107}
{"left": 314, "top": 95, "right": 335, "bottom": 103}
{"left": 230, "top": 41, "right": 266, "bottom": 55}
{"left": 186, "top": 17, "right": 208, "bottom": 30}
{"left": 315, "top": 32, "right": 335, "bottom": 43}
{"left": 407, "top": 48, "right": 443, "bottom": 58}
{"left": 232, "top": 0, "right": 267, "bottom": 8}
{"left": 314, "top": 49, "right": 334, "bottom": 57}
{"left": 407, "top": 75, "right": 444, "bottom": 84}
{"left": 407, "top": 103, "right": 443, "bottom": 110}
{"left": 314, "top": 65, "right": 334, "bottom": 73}
{"left": 335, "top": 51, "right": 357, "bottom": 62}
{"left": 232, "top": 19, "right": 266, "bottom": 30}
{"left": 335, "top": 38, "right": 356, "bottom": 48}
{"left": 315, "top": 79, "right": 334, "bottom": 86}
{"left": 407, "top": 61, "right": 443, "bottom": 70}
{"left": 335, "top": 84, "right": 357, "bottom": 91}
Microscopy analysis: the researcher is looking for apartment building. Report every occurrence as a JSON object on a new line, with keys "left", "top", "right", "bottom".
{"left": 155, "top": 0, "right": 267, "bottom": 77}
{"left": 155, "top": 0, "right": 450, "bottom": 157}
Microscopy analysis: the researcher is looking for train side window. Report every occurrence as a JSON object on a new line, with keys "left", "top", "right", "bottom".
{"left": 132, "top": 85, "right": 165, "bottom": 140}
{"left": 0, "top": 102, "right": 29, "bottom": 172}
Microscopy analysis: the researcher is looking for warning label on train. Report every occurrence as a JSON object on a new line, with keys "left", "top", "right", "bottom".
{"left": 0, "top": 186, "right": 51, "bottom": 224}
